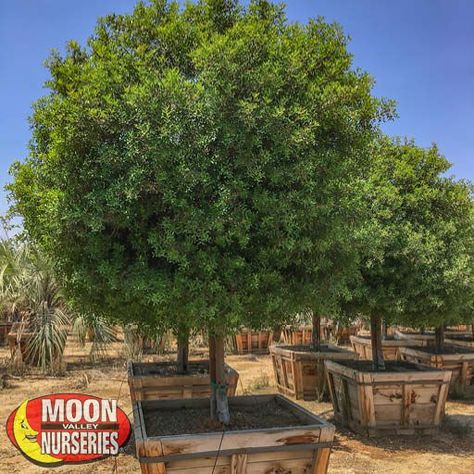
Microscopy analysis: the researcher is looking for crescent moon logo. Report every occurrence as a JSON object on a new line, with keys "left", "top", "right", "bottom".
{"left": 6, "top": 393, "right": 131, "bottom": 467}
{"left": 10, "top": 400, "right": 62, "bottom": 465}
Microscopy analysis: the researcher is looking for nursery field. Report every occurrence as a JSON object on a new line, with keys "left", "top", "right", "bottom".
{"left": 0, "top": 340, "right": 473, "bottom": 474}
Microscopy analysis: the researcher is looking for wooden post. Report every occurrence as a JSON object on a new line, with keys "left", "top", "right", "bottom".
{"left": 176, "top": 328, "right": 190, "bottom": 375}
{"left": 370, "top": 314, "right": 385, "bottom": 371}
{"left": 311, "top": 313, "right": 321, "bottom": 352}
{"left": 435, "top": 325, "right": 445, "bottom": 354}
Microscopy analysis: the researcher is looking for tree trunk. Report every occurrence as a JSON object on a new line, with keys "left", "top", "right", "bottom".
{"left": 382, "top": 320, "right": 388, "bottom": 340}
{"left": 209, "top": 335, "right": 217, "bottom": 421}
{"left": 272, "top": 325, "right": 282, "bottom": 345}
{"left": 176, "top": 328, "right": 190, "bottom": 375}
{"left": 311, "top": 313, "right": 321, "bottom": 352}
{"left": 435, "top": 325, "right": 445, "bottom": 354}
{"left": 370, "top": 315, "right": 385, "bottom": 371}
{"left": 209, "top": 334, "right": 230, "bottom": 424}
{"left": 471, "top": 324, "right": 474, "bottom": 339}
{"left": 420, "top": 326, "right": 426, "bottom": 335}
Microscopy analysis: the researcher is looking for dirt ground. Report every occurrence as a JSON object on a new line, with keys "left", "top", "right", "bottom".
{"left": 0, "top": 340, "right": 473, "bottom": 474}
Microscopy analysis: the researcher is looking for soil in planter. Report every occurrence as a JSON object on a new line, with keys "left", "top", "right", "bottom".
{"left": 279, "top": 344, "right": 342, "bottom": 353}
{"left": 133, "top": 362, "right": 210, "bottom": 377}
{"left": 144, "top": 399, "right": 311, "bottom": 436}
{"left": 335, "top": 360, "right": 436, "bottom": 372}
{"left": 356, "top": 336, "right": 399, "bottom": 342}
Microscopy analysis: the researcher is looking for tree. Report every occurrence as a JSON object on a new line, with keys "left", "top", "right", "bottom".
{"left": 8, "top": 0, "right": 391, "bottom": 421}
{"left": 352, "top": 137, "right": 474, "bottom": 368}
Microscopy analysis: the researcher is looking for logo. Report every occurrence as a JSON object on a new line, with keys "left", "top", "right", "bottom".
{"left": 6, "top": 393, "right": 131, "bottom": 467}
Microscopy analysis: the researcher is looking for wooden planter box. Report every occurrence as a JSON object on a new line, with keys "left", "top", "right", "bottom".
{"left": 233, "top": 329, "right": 273, "bottom": 354}
{"left": 128, "top": 360, "right": 239, "bottom": 402}
{"left": 325, "top": 359, "right": 451, "bottom": 436}
{"left": 280, "top": 323, "right": 333, "bottom": 346}
{"left": 134, "top": 394, "right": 335, "bottom": 474}
{"left": 270, "top": 344, "right": 357, "bottom": 401}
{"left": 350, "top": 335, "right": 424, "bottom": 361}
{"left": 400, "top": 346, "right": 474, "bottom": 395}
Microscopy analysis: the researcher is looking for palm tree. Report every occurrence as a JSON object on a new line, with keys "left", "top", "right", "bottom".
{"left": 0, "top": 241, "right": 70, "bottom": 374}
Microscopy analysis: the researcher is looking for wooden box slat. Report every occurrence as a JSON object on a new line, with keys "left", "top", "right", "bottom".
{"left": 233, "top": 329, "right": 273, "bottom": 355}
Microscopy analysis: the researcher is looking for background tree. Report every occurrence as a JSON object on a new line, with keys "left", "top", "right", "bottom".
{"left": 351, "top": 137, "right": 474, "bottom": 369}
{"left": 8, "top": 0, "right": 392, "bottom": 422}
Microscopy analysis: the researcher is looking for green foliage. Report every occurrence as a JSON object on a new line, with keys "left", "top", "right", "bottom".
{"left": 8, "top": 1, "right": 391, "bottom": 334}
{"left": 352, "top": 137, "right": 474, "bottom": 327}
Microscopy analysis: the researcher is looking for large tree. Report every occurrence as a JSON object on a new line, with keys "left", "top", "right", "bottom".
{"left": 352, "top": 137, "right": 474, "bottom": 368}
{"left": 8, "top": 0, "right": 391, "bottom": 421}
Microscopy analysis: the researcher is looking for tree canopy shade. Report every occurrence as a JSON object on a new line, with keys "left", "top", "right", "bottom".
{"left": 8, "top": 0, "right": 392, "bottom": 340}
{"left": 349, "top": 137, "right": 474, "bottom": 365}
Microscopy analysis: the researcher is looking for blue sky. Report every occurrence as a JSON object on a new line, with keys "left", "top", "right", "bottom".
{"left": 0, "top": 0, "right": 473, "bottom": 217}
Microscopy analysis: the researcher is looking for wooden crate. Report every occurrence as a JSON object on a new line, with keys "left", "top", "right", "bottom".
{"left": 233, "top": 329, "right": 273, "bottom": 354}
{"left": 134, "top": 394, "right": 335, "bottom": 474}
{"left": 128, "top": 360, "right": 239, "bottom": 402}
{"left": 325, "top": 359, "right": 451, "bottom": 436}
{"left": 350, "top": 335, "right": 424, "bottom": 361}
{"left": 270, "top": 344, "right": 357, "bottom": 401}
{"left": 280, "top": 323, "right": 334, "bottom": 346}
{"left": 399, "top": 346, "right": 474, "bottom": 395}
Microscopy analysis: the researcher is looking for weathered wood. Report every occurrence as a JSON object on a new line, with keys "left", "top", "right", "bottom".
{"left": 281, "top": 326, "right": 314, "bottom": 346}
{"left": 230, "top": 454, "right": 247, "bottom": 474}
{"left": 399, "top": 346, "right": 474, "bottom": 395}
{"left": 128, "top": 360, "right": 239, "bottom": 402}
{"left": 134, "top": 395, "right": 335, "bottom": 474}
{"left": 233, "top": 329, "right": 273, "bottom": 355}
{"left": 325, "top": 360, "right": 451, "bottom": 436}
{"left": 350, "top": 335, "right": 424, "bottom": 361}
{"left": 270, "top": 344, "right": 357, "bottom": 401}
